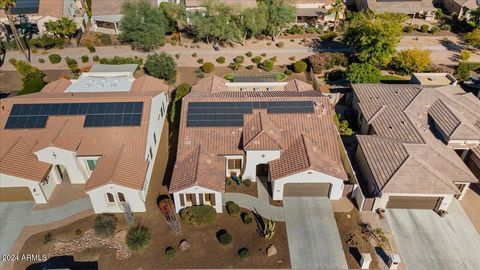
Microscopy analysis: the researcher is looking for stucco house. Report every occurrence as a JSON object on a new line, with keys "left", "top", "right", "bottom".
{"left": 0, "top": 0, "right": 86, "bottom": 38}
{"left": 169, "top": 75, "right": 350, "bottom": 213}
{"left": 354, "top": 0, "right": 437, "bottom": 22}
{"left": 441, "top": 0, "right": 478, "bottom": 20}
{"left": 0, "top": 65, "right": 169, "bottom": 214}
{"left": 351, "top": 84, "right": 479, "bottom": 211}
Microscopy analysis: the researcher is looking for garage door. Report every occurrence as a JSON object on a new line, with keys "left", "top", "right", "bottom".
{"left": 0, "top": 187, "right": 34, "bottom": 202}
{"left": 386, "top": 196, "right": 441, "bottom": 210}
{"left": 284, "top": 183, "right": 331, "bottom": 197}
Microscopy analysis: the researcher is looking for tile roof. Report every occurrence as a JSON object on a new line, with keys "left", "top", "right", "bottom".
{"left": 185, "top": 0, "right": 257, "bottom": 8}
{"left": 170, "top": 76, "right": 346, "bottom": 192}
{"left": 92, "top": 0, "right": 158, "bottom": 16}
{"left": 0, "top": 75, "right": 168, "bottom": 191}
{"left": 353, "top": 84, "right": 479, "bottom": 195}
{"left": 365, "top": 0, "right": 436, "bottom": 13}
{"left": 284, "top": 78, "right": 315, "bottom": 92}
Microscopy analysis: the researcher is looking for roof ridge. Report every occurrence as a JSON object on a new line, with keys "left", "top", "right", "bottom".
{"left": 379, "top": 153, "right": 411, "bottom": 193}
{"left": 301, "top": 134, "right": 313, "bottom": 169}
{"left": 105, "top": 145, "right": 125, "bottom": 183}
{"left": 0, "top": 137, "right": 22, "bottom": 162}
{"left": 411, "top": 156, "right": 460, "bottom": 193}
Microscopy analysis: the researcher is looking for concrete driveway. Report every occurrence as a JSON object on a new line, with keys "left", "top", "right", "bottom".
{"left": 387, "top": 200, "right": 480, "bottom": 270}
{"left": 0, "top": 201, "right": 35, "bottom": 257}
{"left": 283, "top": 197, "right": 348, "bottom": 270}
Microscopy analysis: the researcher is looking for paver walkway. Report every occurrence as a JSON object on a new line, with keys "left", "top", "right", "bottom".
{"left": 0, "top": 196, "right": 93, "bottom": 269}
{"left": 387, "top": 200, "right": 480, "bottom": 270}
{"left": 223, "top": 178, "right": 285, "bottom": 221}
{"left": 283, "top": 197, "right": 348, "bottom": 270}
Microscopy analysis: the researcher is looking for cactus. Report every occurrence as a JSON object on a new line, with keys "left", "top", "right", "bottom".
{"left": 263, "top": 220, "right": 276, "bottom": 240}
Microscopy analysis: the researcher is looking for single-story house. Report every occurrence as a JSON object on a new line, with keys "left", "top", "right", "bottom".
{"left": 441, "top": 0, "right": 478, "bottom": 20}
{"left": 0, "top": 0, "right": 86, "bottom": 38}
{"left": 351, "top": 83, "right": 480, "bottom": 211}
{"left": 0, "top": 64, "right": 170, "bottom": 214}
{"left": 294, "top": 0, "right": 342, "bottom": 28}
{"left": 354, "top": 0, "right": 437, "bottom": 22}
{"left": 169, "top": 75, "right": 350, "bottom": 213}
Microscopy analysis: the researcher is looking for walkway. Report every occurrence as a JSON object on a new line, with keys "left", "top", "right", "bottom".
{"left": 0, "top": 196, "right": 93, "bottom": 269}
{"left": 223, "top": 178, "right": 285, "bottom": 221}
{"left": 283, "top": 197, "right": 348, "bottom": 270}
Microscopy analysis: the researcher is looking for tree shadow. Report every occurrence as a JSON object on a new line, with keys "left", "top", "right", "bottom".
{"left": 375, "top": 246, "right": 390, "bottom": 265}
{"left": 439, "top": 39, "right": 462, "bottom": 52}
{"left": 252, "top": 208, "right": 265, "bottom": 237}
{"left": 349, "top": 247, "right": 362, "bottom": 265}
{"left": 304, "top": 38, "right": 352, "bottom": 53}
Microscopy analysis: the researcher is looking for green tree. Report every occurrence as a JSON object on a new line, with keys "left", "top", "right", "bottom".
{"left": 259, "top": 0, "right": 295, "bottom": 42}
{"left": 0, "top": 0, "right": 28, "bottom": 60}
{"left": 329, "top": 0, "right": 346, "bottom": 32}
{"left": 45, "top": 17, "right": 77, "bottom": 39}
{"left": 170, "top": 83, "right": 192, "bottom": 124}
{"left": 392, "top": 48, "right": 431, "bottom": 75}
{"left": 119, "top": 0, "right": 168, "bottom": 51}
{"left": 33, "top": 34, "right": 58, "bottom": 51}
{"left": 346, "top": 62, "right": 381, "bottom": 83}
{"left": 333, "top": 113, "right": 353, "bottom": 136}
{"left": 159, "top": 2, "right": 187, "bottom": 33}
{"left": 14, "top": 60, "right": 46, "bottom": 95}
{"left": 344, "top": 12, "right": 404, "bottom": 67}
{"left": 144, "top": 52, "right": 177, "bottom": 82}
{"left": 465, "top": 28, "right": 480, "bottom": 47}
{"left": 469, "top": 7, "right": 480, "bottom": 27}
{"left": 236, "top": 7, "right": 267, "bottom": 45}
{"left": 189, "top": 0, "right": 242, "bottom": 44}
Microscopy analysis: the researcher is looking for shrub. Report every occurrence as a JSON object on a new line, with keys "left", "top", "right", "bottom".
{"left": 308, "top": 53, "right": 349, "bottom": 73}
{"left": 216, "top": 56, "right": 225, "bottom": 64}
{"left": 94, "top": 214, "right": 117, "bottom": 238}
{"left": 43, "top": 232, "right": 52, "bottom": 244}
{"left": 460, "top": 50, "right": 472, "bottom": 61}
{"left": 289, "top": 56, "right": 296, "bottom": 61}
{"left": 420, "top": 24, "right": 429, "bottom": 33}
{"left": 455, "top": 62, "right": 480, "bottom": 80}
{"left": 261, "top": 52, "right": 267, "bottom": 57}
{"left": 243, "top": 179, "right": 252, "bottom": 187}
{"left": 171, "top": 40, "right": 177, "bottom": 46}
{"left": 145, "top": 52, "right": 177, "bottom": 82}
{"left": 75, "top": 229, "right": 82, "bottom": 236}
{"left": 99, "top": 56, "right": 143, "bottom": 65}
{"left": 31, "top": 48, "right": 38, "bottom": 54}
{"left": 238, "top": 248, "right": 250, "bottom": 260}
{"left": 246, "top": 65, "right": 254, "bottom": 70}
{"left": 93, "top": 55, "right": 100, "bottom": 62}
{"left": 197, "top": 58, "right": 204, "bottom": 64}
{"left": 165, "top": 247, "right": 176, "bottom": 258}
{"left": 241, "top": 212, "right": 253, "bottom": 224}
{"left": 226, "top": 201, "right": 240, "bottom": 217}
{"left": 441, "top": 24, "right": 451, "bottom": 31}
{"left": 8, "top": 58, "right": 16, "bottom": 65}
{"left": 270, "top": 56, "right": 277, "bottom": 63}
{"left": 38, "top": 58, "right": 45, "bottom": 63}
{"left": 196, "top": 73, "right": 205, "bottom": 78}
{"left": 346, "top": 63, "right": 381, "bottom": 83}
{"left": 276, "top": 42, "right": 284, "bottom": 48}
{"left": 218, "top": 230, "right": 232, "bottom": 245}
{"left": 49, "top": 54, "right": 61, "bottom": 64}
{"left": 81, "top": 55, "right": 89, "bottom": 63}
{"left": 245, "top": 51, "right": 252, "bottom": 57}
{"left": 180, "top": 205, "right": 216, "bottom": 225}
{"left": 202, "top": 62, "right": 215, "bottom": 73}
{"left": 65, "top": 57, "right": 78, "bottom": 70}
{"left": 252, "top": 56, "right": 262, "bottom": 64}
{"left": 234, "top": 55, "right": 244, "bottom": 64}
{"left": 431, "top": 26, "right": 440, "bottom": 34}
{"left": 175, "top": 54, "right": 180, "bottom": 59}
{"left": 190, "top": 44, "right": 195, "bottom": 48}
{"left": 259, "top": 60, "right": 274, "bottom": 71}
{"left": 192, "top": 52, "right": 197, "bottom": 57}
{"left": 87, "top": 45, "right": 96, "bottom": 53}
{"left": 285, "top": 69, "right": 293, "bottom": 75}
{"left": 320, "top": 31, "right": 337, "bottom": 41}
{"left": 98, "top": 33, "right": 112, "bottom": 45}
{"left": 287, "top": 24, "right": 305, "bottom": 35}
{"left": 404, "top": 26, "right": 413, "bottom": 33}
{"left": 326, "top": 69, "right": 346, "bottom": 82}
{"left": 293, "top": 60, "right": 308, "bottom": 73}
{"left": 126, "top": 226, "right": 152, "bottom": 252}
{"left": 226, "top": 178, "right": 232, "bottom": 186}
{"left": 19, "top": 76, "right": 46, "bottom": 95}
{"left": 392, "top": 48, "right": 431, "bottom": 75}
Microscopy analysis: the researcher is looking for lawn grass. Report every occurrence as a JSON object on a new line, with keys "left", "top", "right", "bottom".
{"left": 379, "top": 74, "right": 410, "bottom": 84}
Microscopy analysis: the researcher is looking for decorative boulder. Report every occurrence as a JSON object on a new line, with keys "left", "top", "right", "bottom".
{"left": 266, "top": 244, "right": 277, "bottom": 257}
{"left": 178, "top": 239, "right": 191, "bottom": 251}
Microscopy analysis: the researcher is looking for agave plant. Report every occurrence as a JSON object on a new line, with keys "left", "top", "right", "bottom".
{"left": 126, "top": 225, "right": 152, "bottom": 252}
{"left": 94, "top": 214, "right": 117, "bottom": 238}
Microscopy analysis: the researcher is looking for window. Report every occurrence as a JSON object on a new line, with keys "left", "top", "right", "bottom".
{"left": 118, "top": 192, "right": 126, "bottom": 202}
{"left": 153, "top": 133, "right": 157, "bottom": 144}
{"left": 185, "top": 194, "right": 193, "bottom": 203}
{"left": 86, "top": 159, "right": 97, "bottom": 171}
{"left": 149, "top": 147, "right": 153, "bottom": 159}
{"left": 106, "top": 193, "right": 115, "bottom": 203}
{"left": 227, "top": 159, "right": 242, "bottom": 170}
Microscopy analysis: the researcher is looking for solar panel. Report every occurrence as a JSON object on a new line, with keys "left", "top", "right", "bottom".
{"left": 186, "top": 101, "right": 315, "bottom": 127}
{"left": 11, "top": 0, "right": 40, "bottom": 15}
{"left": 4, "top": 102, "right": 144, "bottom": 129}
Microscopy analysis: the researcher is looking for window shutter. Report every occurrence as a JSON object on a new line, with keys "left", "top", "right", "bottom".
{"left": 211, "top": 194, "right": 216, "bottom": 206}
{"left": 180, "top": 194, "right": 185, "bottom": 206}
{"left": 199, "top": 194, "right": 204, "bottom": 205}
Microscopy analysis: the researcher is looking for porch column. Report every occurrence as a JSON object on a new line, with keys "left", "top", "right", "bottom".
{"left": 457, "top": 183, "right": 470, "bottom": 200}
{"left": 114, "top": 22, "right": 119, "bottom": 35}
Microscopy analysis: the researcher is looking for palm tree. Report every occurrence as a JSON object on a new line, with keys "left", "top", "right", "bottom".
{"left": 0, "top": 0, "right": 28, "bottom": 60}
{"left": 329, "top": 0, "right": 346, "bottom": 32}
{"left": 46, "top": 17, "right": 77, "bottom": 39}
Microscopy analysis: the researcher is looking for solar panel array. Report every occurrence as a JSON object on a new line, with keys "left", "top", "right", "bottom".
{"left": 187, "top": 101, "right": 315, "bottom": 127}
{"left": 5, "top": 102, "right": 143, "bottom": 129}
{"left": 232, "top": 73, "right": 278, "bottom": 83}
{"left": 11, "top": 0, "right": 40, "bottom": 14}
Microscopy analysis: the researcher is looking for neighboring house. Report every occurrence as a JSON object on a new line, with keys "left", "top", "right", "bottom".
{"left": 0, "top": 0, "right": 86, "bottom": 38}
{"left": 0, "top": 64, "right": 170, "bottom": 214}
{"left": 91, "top": 0, "right": 169, "bottom": 34}
{"left": 170, "top": 75, "right": 350, "bottom": 213}
{"left": 351, "top": 84, "right": 480, "bottom": 211}
{"left": 442, "top": 0, "right": 478, "bottom": 19}
{"left": 354, "top": 0, "right": 436, "bottom": 22}
{"left": 183, "top": 0, "right": 257, "bottom": 12}
{"left": 410, "top": 72, "right": 458, "bottom": 87}
{"left": 294, "top": 0, "right": 341, "bottom": 28}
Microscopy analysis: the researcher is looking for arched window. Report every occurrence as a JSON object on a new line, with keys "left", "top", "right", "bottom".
{"left": 118, "top": 192, "right": 126, "bottom": 202}
{"left": 106, "top": 193, "right": 115, "bottom": 203}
